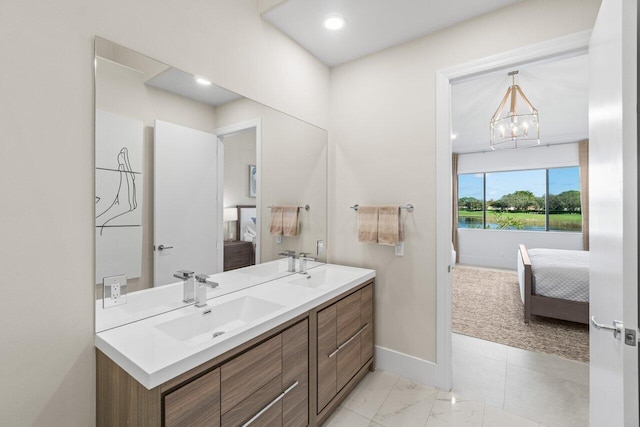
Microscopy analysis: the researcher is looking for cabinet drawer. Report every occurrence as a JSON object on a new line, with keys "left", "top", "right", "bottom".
{"left": 164, "top": 368, "right": 220, "bottom": 427}
{"left": 337, "top": 334, "right": 361, "bottom": 391}
{"left": 283, "top": 320, "right": 308, "bottom": 427}
{"left": 224, "top": 254, "right": 253, "bottom": 270}
{"left": 317, "top": 304, "right": 337, "bottom": 413}
{"left": 221, "top": 335, "right": 282, "bottom": 414}
{"left": 222, "top": 374, "right": 283, "bottom": 427}
{"left": 225, "top": 246, "right": 251, "bottom": 255}
{"left": 360, "top": 284, "right": 373, "bottom": 363}
{"left": 336, "top": 291, "right": 361, "bottom": 345}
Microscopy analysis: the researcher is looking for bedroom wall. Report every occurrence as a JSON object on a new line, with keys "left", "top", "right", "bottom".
{"left": 457, "top": 142, "right": 584, "bottom": 269}
{"left": 457, "top": 143, "right": 579, "bottom": 174}
{"left": 0, "top": 1, "right": 329, "bottom": 425}
{"left": 458, "top": 229, "right": 583, "bottom": 269}
{"left": 328, "top": 0, "right": 600, "bottom": 374}
{"left": 223, "top": 128, "right": 257, "bottom": 211}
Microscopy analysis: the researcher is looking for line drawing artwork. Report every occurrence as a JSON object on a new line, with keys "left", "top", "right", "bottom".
{"left": 96, "top": 147, "right": 138, "bottom": 234}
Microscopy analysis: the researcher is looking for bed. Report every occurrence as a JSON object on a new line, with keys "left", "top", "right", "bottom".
{"left": 517, "top": 244, "right": 589, "bottom": 324}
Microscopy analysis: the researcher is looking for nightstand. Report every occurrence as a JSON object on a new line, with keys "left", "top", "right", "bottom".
{"left": 223, "top": 240, "right": 254, "bottom": 271}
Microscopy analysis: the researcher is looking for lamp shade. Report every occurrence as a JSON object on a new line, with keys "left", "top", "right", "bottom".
{"left": 223, "top": 208, "right": 238, "bottom": 222}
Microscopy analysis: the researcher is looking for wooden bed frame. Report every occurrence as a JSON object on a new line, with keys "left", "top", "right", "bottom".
{"left": 519, "top": 244, "right": 589, "bottom": 325}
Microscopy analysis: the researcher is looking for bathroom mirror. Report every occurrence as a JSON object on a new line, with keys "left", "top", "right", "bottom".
{"left": 95, "top": 37, "right": 327, "bottom": 331}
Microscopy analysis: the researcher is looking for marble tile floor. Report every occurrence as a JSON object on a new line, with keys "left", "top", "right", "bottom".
{"left": 324, "top": 333, "right": 589, "bottom": 427}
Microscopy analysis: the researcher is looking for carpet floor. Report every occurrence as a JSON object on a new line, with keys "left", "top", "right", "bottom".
{"left": 452, "top": 266, "right": 589, "bottom": 363}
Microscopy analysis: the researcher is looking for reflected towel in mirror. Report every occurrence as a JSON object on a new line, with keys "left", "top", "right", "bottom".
{"left": 269, "top": 206, "right": 283, "bottom": 235}
{"left": 282, "top": 206, "right": 299, "bottom": 236}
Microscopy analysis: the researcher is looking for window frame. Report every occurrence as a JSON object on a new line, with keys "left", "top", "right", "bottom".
{"left": 457, "top": 166, "right": 582, "bottom": 233}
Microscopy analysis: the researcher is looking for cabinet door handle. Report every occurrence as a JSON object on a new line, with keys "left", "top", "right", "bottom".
{"left": 241, "top": 381, "right": 298, "bottom": 427}
{"left": 328, "top": 324, "right": 369, "bottom": 358}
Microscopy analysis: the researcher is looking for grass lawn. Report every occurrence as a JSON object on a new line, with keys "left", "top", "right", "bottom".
{"left": 458, "top": 210, "right": 582, "bottom": 230}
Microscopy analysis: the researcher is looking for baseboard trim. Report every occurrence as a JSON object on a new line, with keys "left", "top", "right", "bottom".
{"left": 374, "top": 345, "right": 438, "bottom": 387}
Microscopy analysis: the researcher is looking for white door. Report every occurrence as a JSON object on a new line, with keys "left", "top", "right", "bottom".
{"left": 154, "top": 120, "right": 222, "bottom": 286}
{"left": 588, "top": 0, "right": 637, "bottom": 425}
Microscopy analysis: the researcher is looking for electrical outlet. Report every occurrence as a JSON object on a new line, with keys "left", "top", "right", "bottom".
{"left": 103, "top": 275, "right": 127, "bottom": 308}
{"left": 317, "top": 240, "right": 325, "bottom": 255}
{"left": 395, "top": 242, "right": 404, "bottom": 256}
{"left": 111, "top": 283, "right": 120, "bottom": 300}
{"left": 276, "top": 235, "right": 282, "bottom": 244}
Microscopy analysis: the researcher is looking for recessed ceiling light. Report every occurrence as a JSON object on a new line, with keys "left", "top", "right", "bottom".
{"left": 323, "top": 14, "right": 346, "bottom": 31}
{"left": 195, "top": 77, "right": 212, "bottom": 86}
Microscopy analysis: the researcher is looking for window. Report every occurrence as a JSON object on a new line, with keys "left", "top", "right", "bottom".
{"left": 457, "top": 174, "right": 484, "bottom": 229}
{"left": 457, "top": 167, "right": 581, "bottom": 232}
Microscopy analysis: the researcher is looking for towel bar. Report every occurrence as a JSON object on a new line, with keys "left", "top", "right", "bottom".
{"left": 267, "top": 204, "right": 310, "bottom": 211}
{"left": 350, "top": 204, "right": 414, "bottom": 212}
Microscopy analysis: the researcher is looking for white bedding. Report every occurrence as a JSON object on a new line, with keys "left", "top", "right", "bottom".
{"left": 518, "top": 248, "right": 589, "bottom": 303}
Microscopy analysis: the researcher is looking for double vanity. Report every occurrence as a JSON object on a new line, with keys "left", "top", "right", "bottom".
{"left": 96, "top": 260, "right": 375, "bottom": 426}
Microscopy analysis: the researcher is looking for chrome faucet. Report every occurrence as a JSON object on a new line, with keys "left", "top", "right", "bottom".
{"left": 279, "top": 250, "right": 296, "bottom": 272}
{"left": 194, "top": 274, "right": 219, "bottom": 307}
{"left": 298, "top": 253, "right": 317, "bottom": 275}
{"left": 173, "top": 270, "right": 195, "bottom": 303}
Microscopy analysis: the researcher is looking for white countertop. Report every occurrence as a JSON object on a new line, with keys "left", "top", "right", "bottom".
{"left": 95, "top": 263, "right": 375, "bottom": 389}
{"left": 95, "top": 258, "right": 323, "bottom": 332}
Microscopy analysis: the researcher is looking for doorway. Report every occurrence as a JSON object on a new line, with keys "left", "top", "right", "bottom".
{"left": 216, "top": 119, "right": 262, "bottom": 270}
{"left": 435, "top": 31, "right": 592, "bottom": 426}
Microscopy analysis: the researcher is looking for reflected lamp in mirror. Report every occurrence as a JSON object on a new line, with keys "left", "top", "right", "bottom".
{"left": 224, "top": 207, "right": 238, "bottom": 241}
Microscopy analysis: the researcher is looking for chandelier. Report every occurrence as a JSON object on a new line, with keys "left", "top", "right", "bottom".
{"left": 490, "top": 70, "right": 539, "bottom": 150}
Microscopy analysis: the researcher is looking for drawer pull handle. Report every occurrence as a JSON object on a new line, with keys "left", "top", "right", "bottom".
{"left": 241, "top": 381, "right": 299, "bottom": 427}
{"left": 328, "top": 324, "right": 369, "bottom": 358}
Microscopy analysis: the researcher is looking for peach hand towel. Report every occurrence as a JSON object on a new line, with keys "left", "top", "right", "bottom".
{"left": 378, "top": 206, "right": 401, "bottom": 246}
{"left": 269, "top": 206, "right": 283, "bottom": 235}
{"left": 357, "top": 206, "right": 379, "bottom": 243}
{"left": 282, "top": 206, "right": 299, "bottom": 236}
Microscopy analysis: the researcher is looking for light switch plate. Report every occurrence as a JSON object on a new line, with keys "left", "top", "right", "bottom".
{"left": 276, "top": 235, "right": 282, "bottom": 244}
{"left": 103, "top": 274, "right": 127, "bottom": 308}
{"left": 317, "top": 240, "right": 325, "bottom": 255}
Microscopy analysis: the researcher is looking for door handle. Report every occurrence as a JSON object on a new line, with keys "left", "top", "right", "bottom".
{"left": 590, "top": 316, "right": 623, "bottom": 339}
{"left": 157, "top": 244, "right": 174, "bottom": 251}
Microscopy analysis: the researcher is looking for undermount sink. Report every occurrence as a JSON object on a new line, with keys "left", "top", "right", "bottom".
{"left": 155, "top": 296, "right": 285, "bottom": 346}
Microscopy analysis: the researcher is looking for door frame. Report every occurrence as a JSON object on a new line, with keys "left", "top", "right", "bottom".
{"left": 214, "top": 118, "right": 263, "bottom": 268}
{"left": 434, "top": 30, "right": 591, "bottom": 390}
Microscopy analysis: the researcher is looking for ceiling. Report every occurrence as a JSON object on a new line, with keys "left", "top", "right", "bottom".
{"left": 451, "top": 54, "right": 589, "bottom": 154}
{"left": 146, "top": 68, "right": 242, "bottom": 107}
{"left": 262, "top": 0, "right": 523, "bottom": 67}
{"left": 96, "top": 37, "right": 242, "bottom": 108}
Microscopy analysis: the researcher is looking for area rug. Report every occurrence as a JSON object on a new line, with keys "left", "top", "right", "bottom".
{"left": 452, "top": 266, "right": 589, "bottom": 363}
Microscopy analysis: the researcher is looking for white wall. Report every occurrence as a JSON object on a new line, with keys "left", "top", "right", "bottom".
{"left": 457, "top": 142, "right": 583, "bottom": 268}
{"left": 0, "top": 1, "right": 328, "bottom": 425}
{"left": 328, "top": 0, "right": 600, "bottom": 372}
{"left": 216, "top": 98, "right": 328, "bottom": 262}
{"left": 223, "top": 129, "right": 257, "bottom": 209}
{"left": 457, "top": 142, "right": 579, "bottom": 174}
{"left": 458, "top": 229, "right": 583, "bottom": 269}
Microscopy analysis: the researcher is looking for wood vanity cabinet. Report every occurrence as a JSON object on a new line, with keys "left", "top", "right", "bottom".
{"left": 316, "top": 283, "right": 374, "bottom": 416}
{"left": 97, "top": 278, "right": 374, "bottom": 427}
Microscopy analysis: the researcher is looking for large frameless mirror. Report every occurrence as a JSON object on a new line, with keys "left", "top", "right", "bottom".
{"left": 95, "top": 37, "right": 327, "bottom": 331}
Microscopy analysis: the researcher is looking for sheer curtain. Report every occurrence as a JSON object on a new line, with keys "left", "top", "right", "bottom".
{"left": 578, "top": 140, "right": 589, "bottom": 250}
{"left": 452, "top": 153, "right": 459, "bottom": 262}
